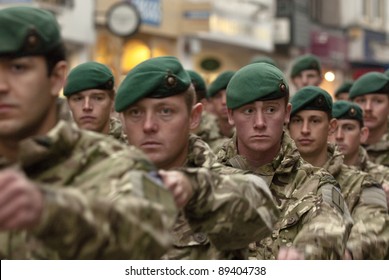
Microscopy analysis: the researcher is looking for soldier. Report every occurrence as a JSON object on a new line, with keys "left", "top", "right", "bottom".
{"left": 290, "top": 54, "right": 322, "bottom": 90}
{"left": 187, "top": 69, "right": 224, "bottom": 151}
{"left": 0, "top": 6, "right": 179, "bottom": 259}
{"left": 288, "top": 86, "right": 388, "bottom": 259}
{"left": 64, "top": 61, "right": 127, "bottom": 143}
{"left": 349, "top": 72, "right": 389, "bottom": 166}
{"left": 216, "top": 62, "right": 351, "bottom": 259}
{"left": 115, "top": 56, "right": 279, "bottom": 259}
{"left": 329, "top": 100, "right": 389, "bottom": 208}
{"left": 207, "top": 71, "right": 236, "bottom": 140}
{"left": 334, "top": 81, "right": 353, "bottom": 101}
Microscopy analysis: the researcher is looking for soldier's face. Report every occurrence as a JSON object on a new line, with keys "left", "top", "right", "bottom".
{"left": 228, "top": 98, "right": 291, "bottom": 162}
{"left": 0, "top": 56, "right": 65, "bottom": 141}
{"left": 122, "top": 94, "right": 201, "bottom": 169}
{"left": 289, "top": 110, "right": 334, "bottom": 161}
{"left": 328, "top": 119, "right": 368, "bottom": 162}
{"left": 210, "top": 90, "right": 228, "bottom": 121}
{"left": 67, "top": 89, "right": 113, "bottom": 134}
{"left": 335, "top": 92, "right": 349, "bottom": 101}
{"left": 292, "top": 70, "right": 322, "bottom": 90}
{"left": 353, "top": 94, "right": 389, "bottom": 135}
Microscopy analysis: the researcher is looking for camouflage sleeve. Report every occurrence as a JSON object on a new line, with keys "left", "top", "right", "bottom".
{"left": 181, "top": 167, "right": 279, "bottom": 251}
{"left": 291, "top": 182, "right": 353, "bottom": 260}
{"left": 346, "top": 179, "right": 388, "bottom": 259}
{"left": 32, "top": 170, "right": 177, "bottom": 259}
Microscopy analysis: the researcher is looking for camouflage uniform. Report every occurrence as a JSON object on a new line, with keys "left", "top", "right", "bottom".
{"left": 354, "top": 146, "right": 389, "bottom": 184}
{"left": 364, "top": 131, "right": 389, "bottom": 167}
{"left": 108, "top": 117, "right": 128, "bottom": 144}
{"left": 194, "top": 111, "right": 228, "bottom": 152}
{"left": 216, "top": 132, "right": 352, "bottom": 259}
{"left": 0, "top": 120, "right": 177, "bottom": 259}
{"left": 57, "top": 97, "right": 73, "bottom": 122}
{"left": 323, "top": 144, "right": 389, "bottom": 259}
{"left": 162, "top": 134, "right": 279, "bottom": 259}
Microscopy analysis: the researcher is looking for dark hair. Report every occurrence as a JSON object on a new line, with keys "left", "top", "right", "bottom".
{"left": 44, "top": 42, "right": 66, "bottom": 76}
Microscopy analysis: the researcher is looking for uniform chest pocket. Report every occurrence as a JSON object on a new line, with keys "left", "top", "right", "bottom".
{"left": 277, "top": 201, "right": 314, "bottom": 245}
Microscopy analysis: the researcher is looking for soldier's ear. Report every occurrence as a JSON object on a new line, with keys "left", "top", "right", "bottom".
{"left": 227, "top": 108, "right": 235, "bottom": 125}
{"left": 360, "top": 126, "right": 369, "bottom": 143}
{"left": 50, "top": 61, "right": 67, "bottom": 97}
{"left": 328, "top": 118, "right": 337, "bottom": 135}
{"left": 189, "top": 102, "right": 203, "bottom": 130}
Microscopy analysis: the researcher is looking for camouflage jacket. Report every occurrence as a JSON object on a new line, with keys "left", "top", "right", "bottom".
{"left": 216, "top": 132, "right": 352, "bottom": 260}
{"left": 108, "top": 117, "right": 128, "bottom": 144}
{"left": 57, "top": 97, "right": 73, "bottom": 122}
{"left": 323, "top": 144, "right": 388, "bottom": 259}
{"left": 355, "top": 146, "right": 389, "bottom": 184}
{"left": 162, "top": 134, "right": 279, "bottom": 259}
{"left": 193, "top": 111, "right": 229, "bottom": 152}
{"left": 0, "top": 120, "right": 177, "bottom": 259}
{"left": 364, "top": 131, "right": 389, "bottom": 167}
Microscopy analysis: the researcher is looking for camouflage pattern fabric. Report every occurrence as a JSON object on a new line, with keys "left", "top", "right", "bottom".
{"left": 193, "top": 111, "right": 229, "bottom": 152}
{"left": 108, "top": 116, "right": 128, "bottom": 144}
{"left": 57, "top": 97, "right": 73, "bottom": 122}
{"left": 216, "top": 132, "right": 352, "bottom": 259}
{"left": 354, "top": 146, "right": 389, "bottom": 184}
{"left": 162, "top": 134, "right": 279, "bottom": 259}
{"left": 323, "top": 144, "right": 389, "bottom": 259}
{"left": 364, "top": 131, "right": 389, "bottom": 167}
{"left": 0, "top": 121, "right": 177, "bottom": 259}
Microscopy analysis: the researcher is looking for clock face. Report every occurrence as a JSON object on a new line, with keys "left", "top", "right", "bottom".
{"left": 107, "top": 2, "right": 141, "bottom": 37}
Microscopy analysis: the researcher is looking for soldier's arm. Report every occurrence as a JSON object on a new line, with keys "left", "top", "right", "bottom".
{"left": 179, "top": 167, "right": 279, "bottom": 251}
{"left": 5, "top": 166, "right": 178, "bottom": 260}
{"left": 32, "top": 175, "right": 177, "bottom": 260}
{"left": 291, "top": 183, "right": 353, "bottom": 260}
{"left": 346, "top": 179, "right": 388, "bottom": 260}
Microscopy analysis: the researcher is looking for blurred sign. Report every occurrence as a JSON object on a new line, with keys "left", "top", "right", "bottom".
{"left": 131, "top": 0, "right": 161, "bottom": 26}
{"left": 310, "top": 31, "right": 348, "bottom": 65}
{"left": 208, "top": 0, "right": 274, "bottom": 51}
{"left": 200, "top": 57, "right": 221, "bottom": 71}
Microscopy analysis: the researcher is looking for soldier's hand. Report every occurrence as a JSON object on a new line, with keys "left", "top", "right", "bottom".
{"left": 158, "top": 170, "right": 193, "bottom": 209}
{"left": 277, "top": 246, "right": 304, "bottom": 260}
{"left": 0, "top": 169, "right": 43, "bottom": 230}
{"left": 343, "top": 249, "right": 353, "bottom": 260}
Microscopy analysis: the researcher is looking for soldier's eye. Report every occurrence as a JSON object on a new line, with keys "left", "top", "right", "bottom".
{"left": 10, "top": 63, "right": 27, "bottom": 73}
{"left": 160, "top": 108, "right": 173, "bottom": 115}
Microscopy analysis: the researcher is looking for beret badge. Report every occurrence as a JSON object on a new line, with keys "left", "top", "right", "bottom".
{"left": 165, "top": 74, "right": 177, "bottom": 88}
{"left": 315, "top": 95, "right": 325, "bottom": 107}
{"left": 279, "top": 82, "right": 286, "bottom": 92}
{"left": 348, "top": 107, "right": 356, "bottom": 117}
{"left": 25, "top": 30, "right": 40, "bottom": 52}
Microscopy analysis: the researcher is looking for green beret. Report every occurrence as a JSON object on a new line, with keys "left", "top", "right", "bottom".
{"left": 290, "top": 54, "right": 321, "bottom": 78}
{"left": 0, "top": 6, "right": 62, "bottom": 57}
{"left": 335, "top": 81, "right": 353, "bottom": 97}
{"left": 332, "top": 100, "right": 363, "bottom": 125}
{"left": 186, "top": 69, "right": 207, "bottom": 100}
{"left": 207, "top": 71, "right": 235, "bottom": 98}
{"left": 250, "top": 55, "right": 277, "bottom": 67}
{"left": 290, "top": 86, "right": 333, "bottom": 117}
{"left": 226, "top": 63, "right": 288, "bottom": 110}
{"left": 64, "top": 62, "right": 114, "bottom": 97}
{"left": 349, "top": 72, "right": 389, "bottom": 99}
{"left": 115, "top": 56, "right": 191, "bottom": 112}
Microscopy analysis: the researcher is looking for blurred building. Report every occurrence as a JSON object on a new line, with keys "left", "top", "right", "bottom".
{"left": 274, "top": 0, "right": 389, "bottom": 94}
{"left": 1, "top": 0, "right": 388, "bottom": 94}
